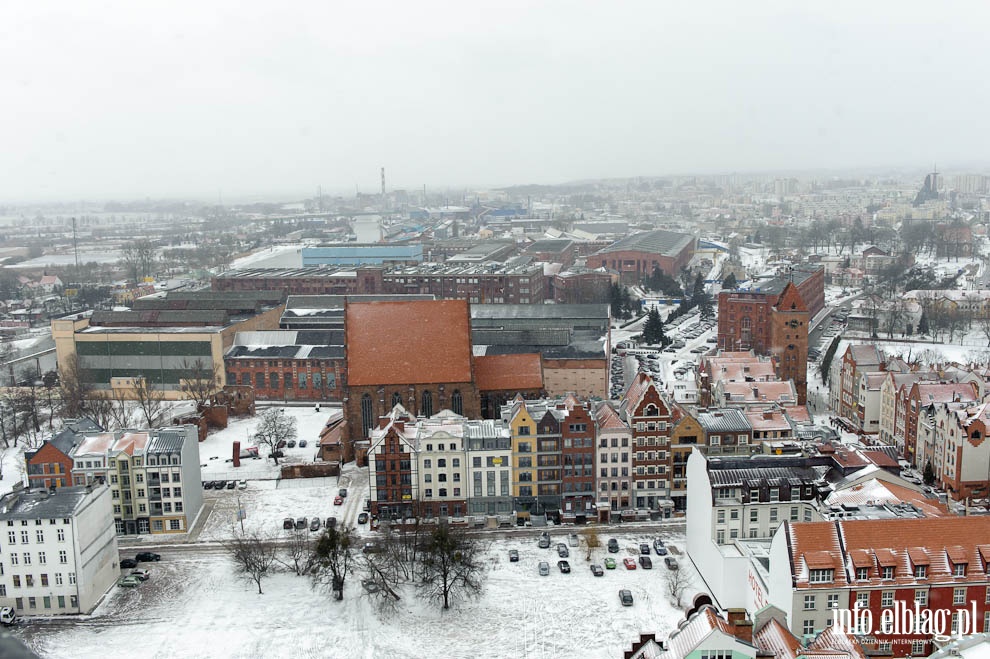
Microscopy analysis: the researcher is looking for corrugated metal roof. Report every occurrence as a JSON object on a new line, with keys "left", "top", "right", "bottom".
{"left": 696, "top": 408, "right": 752, "bottom": 433}
{"left": 146, "top": 428, "right": 190, "bottom": 454}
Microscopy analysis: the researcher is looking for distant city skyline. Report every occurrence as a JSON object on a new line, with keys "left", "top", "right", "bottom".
{"left": 2, "top": 1, "right": 990, "bottom": 203}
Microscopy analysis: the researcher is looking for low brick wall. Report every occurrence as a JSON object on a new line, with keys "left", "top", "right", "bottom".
{"left": 280, "top": 462, "right": 340, "bottom": 479}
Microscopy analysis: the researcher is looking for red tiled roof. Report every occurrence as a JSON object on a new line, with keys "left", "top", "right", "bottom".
{"left": 345, "top": 300, "right": 473, "bottom": 386}
{"left": 849, "top": 549, "right": 873, "bottom": 568}
{"left": 873, "top": 548, "right": 897, "bottom": 566}
{"left": 862, "top": 450, "right": 898, "bottom": 468}
{"left": 805, "top": 550, "right": 838, "bottom": 569}
{"left": 775, "top": 282, "right": 808, "bottom": 312}
{"left": 474, "top": 354, "right": 543, "bottom": 392}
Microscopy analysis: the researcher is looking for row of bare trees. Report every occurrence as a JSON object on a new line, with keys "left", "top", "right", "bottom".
{"left": 226, "top": 521, "right": 487, "bottom": 612}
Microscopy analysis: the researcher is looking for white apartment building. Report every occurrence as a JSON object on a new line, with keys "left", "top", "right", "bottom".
{"left": 0, "top": 483, "right": 118, "bottom": 615}
{"left": 70, "top": 426, "right": 203, "bottom": 536}
{"left": 416, "top": 413, "right": 469, "bottom": 518}
{"left": 464, "top": 419, "right": 514, "bottom": 517}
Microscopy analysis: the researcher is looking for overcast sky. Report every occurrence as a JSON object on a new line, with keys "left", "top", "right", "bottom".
{"left": 1, "top": 1, "right": 988, "bottom": 202}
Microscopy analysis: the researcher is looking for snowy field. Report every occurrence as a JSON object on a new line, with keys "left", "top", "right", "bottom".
{"left": 230, "top": 244, "right": 305, "bottom": 270}
{"left": 23, "top": 530, "right": 697, "bottom": 659}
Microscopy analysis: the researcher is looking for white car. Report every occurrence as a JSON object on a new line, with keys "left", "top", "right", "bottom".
{"left": 237, "top": 480, "right": 247, "bottom": 490}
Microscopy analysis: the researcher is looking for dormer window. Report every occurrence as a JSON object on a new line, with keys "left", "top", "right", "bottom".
{"left": 953, "top": 563, "right": 967, "bottom": 577}
{"left": 914, "top": 565, "right": 927, "bottom": 579}
{"left": 856, "top": 567, "right": 869, "bottom": 580}
{"left": 809, "top": 569, "right": 834, "bottom": 584}
{"left": 882, "top": 566, "right": 894, "bottom": 580}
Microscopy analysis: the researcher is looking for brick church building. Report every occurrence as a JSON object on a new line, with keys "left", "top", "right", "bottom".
{"left": 342, "top": 299, "right": 544, "bottom": 445}
{"left": 717, "top": 282, "right": 809, "bottom": 404}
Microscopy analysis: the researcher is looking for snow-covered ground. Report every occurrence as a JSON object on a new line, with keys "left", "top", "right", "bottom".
{"left": 198, "top": 406, "right": 339, "bottom": 482}
{"left": 23, "top": 530, "right": 697, "bottom": 659}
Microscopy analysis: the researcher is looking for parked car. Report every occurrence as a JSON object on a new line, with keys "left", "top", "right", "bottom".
{"left": 213, "top": 480, "right": 226, "bottom": 489}
{"left": 639, "top": 543, "right": 651, "bottom": 555}
{"left": 362, "top": 542, "right": 381, "bottom": 554}
{"left": 358, "top": 512, "right": 369, "bottom": 524}
{"left": 619, "top": 589, "right": 634, "bottom": 606}
{"left": 639, "top": 556, "right": 653, "bottom": 569}
{"left": 623, "top": 558, "right": 637, "bottom": 570}
{"left": 333, "top": 496, "right": 344, "bottom": 506}
{"left": 590, "top": 564, "right": 604, "bottom": 577}
{"left": 130, "top": 569, "right": 151, "bottom": 581}
{"left": 118, "top": 575, "right": 142, "bottom": 588}
{"left": 557, "top": 560, "right": 571, "bottom": 574}
{"left": 295, "top": 518, "right": 307, "bottom": 530}
{"left": 135, "top": 552, "right": 160, "bottom": 562}
{"left": 120, "top": 558, "right": 138, "bottom": 569}
{"left": 286, "top": 440, "right": 296, "bottom": 448}
{"left": 338, "top": 488, "right": 348, "bottom": 498}
{"left": 276, "top": 440, "right": 287, "bottom": 448}
{"left": 326, "top": 517, "right": 337, "bottom": 529}
{"left": 568, "top": 533, "right": 579, "bottom": 547}
{"left": 538, "top": 534, "right": 551, "bottom": 549}
{"left": 226, "top": 481, "right": 236, "bottom": 490}
{"left": 298, "top": 440, "right": 307, "bottom": 448}
{"left": 309, "top": 518, "right": 321, "bottom": 532}
{"left": 237, "top": 480, "right": 247, "bottom": 490}
{"left": 556, "top": 543, "right": 569, "bottom": 558}
{"left": 665, "top": 557, "right": 679, "bottom": 570}
{"left": 283, "top": 518, "right": 295, "bottom": 530}
{"left": 202, "top": 481, "right": 213, "bottom": 490}
{"left": 538, "top": 561, "right": 550, "bottom": 576}
{"left": 607, "top": 538, "right": 619, "bottom": 553}
{"left": 268, "top": 450, "right": 284, "bottom": 459}
{"left": 508, "top": 550, "right": 519, "bottom": 562}
{"left": 604, "top": 557, "right": 617, "bottom": 570}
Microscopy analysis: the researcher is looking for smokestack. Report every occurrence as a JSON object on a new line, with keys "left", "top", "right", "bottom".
{"left": 233, "top": 440, "right": 241, "bottom": 468}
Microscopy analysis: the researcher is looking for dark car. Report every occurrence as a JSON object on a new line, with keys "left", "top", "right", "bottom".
{"left": 298, "top": 440, "right": 308, "bottom": 448}
{"left": 619, "top": 589, "right": 634, "bottom": 606}
{"left": 665, "top": 557, "right": 679, "bottom": 570}
{"left": 358, "top": 512, "right": 369, "bottom": 524}
{"left": 556, "top": 543, "right": 569, "bottom": 558}
{"left": 213, "top": 480, "right": 226, "bottom": 490}
{"left": 508, "top": 549, "right": 519, "bottom": 562}
{"left": 590, "top": 564, "right": 604, "bottom": 577}
{"left": 135, "top": 552, "right": 160, "bottom": 562}
{"left": 326, "top": 517, "right": 337, "bottom": 529}
{"left": 653, "top": 538, "right": 666, "bottom": 555}
{"left": 639, "top": 556, "right": 653, "bottom": 569}
{"left": 286, "top": 440, "right": 296, "bottom": 448}
{"left": 268, "top": 450, "right": 284, "bottom": 459}
{"left": 295, "top": 517, "right": 307, "bottom": 530}
{"left": 120, "top": 558, "right": 138, "bottom": 569}
{"left": 639, "top": 543, "right": 650, "bottom": 555}
{"left": 276, "top": 440, "right": 287, "bottom": 448}
{"left": 202, "top": 481, "right": 213, "bottom": 490}
{"left": 283, "top": 518, "right": 294, "bottom": 530}
{"left": 557, "top": 560, "right": 571, "bottom": 573}
{"left": 338, "top": 488, "right": 348, "bottom": 498}
{"left": 226, "top": 481, "right": 236, "bottom": 490}
{"left": 607, "top": 538, "right": 619, "bottom": 553}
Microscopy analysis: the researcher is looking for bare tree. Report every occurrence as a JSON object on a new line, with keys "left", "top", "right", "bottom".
{"left": 225, "top": 529, "right": 280, "bottom": 594}
{"left": 41, "top": 370, "right": 58, "bottom": 431}
{"left": 178, "top": 358, "right": 221, "bottom": 408}
{"left": 279, "top": 527, "right": 317, "bottom": 577}
{"left": 667, "top": 564, "right": 691, "bottom": 607}
{"left": 57, "top": 353, "right": 92, "bottom": 420}
{"left": 89, "top": 394, "right": 119, "bottom": 430}
{"left": 582, "top": 527, "right": 601, "bottom": 562}
{"left": 977, "top": 314, "right": 990, "bottom": 348}
{"left": 120, "top": 239, "right": 158, "bottom": 285}
{"left": 254, "top": 408, "right": 297, "bottom": 465}
{"left": 312, "top": 525, "right": 355, "bottom": 600}
{"left": 133, "top": 378, "right": 166, "bottom": 428}
{"left": 417, "top": 523, "right": 485, "bottom": 611}
{"left": 360, "top": 552, "right": 403, "bottom": 616}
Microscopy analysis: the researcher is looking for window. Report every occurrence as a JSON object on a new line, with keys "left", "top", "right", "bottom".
{"left": 360, "top": 394, "right": 374, "bottom": 438}
{"left": 23, "top": 553, "right": 31, "bottom": 565}
{"left": 856, "top": 567, "right": 869, "bottom": 580}
{"left": 35, "top": 530, "right": 43, "bottom": 543}
{"left": 28, "top": 597, "right": 36, "bottom": 610}
{"left": 802, "top": 619, "right": 814, "bottom": 635}
{"left": 882, "top": 565, "right": 894, "bottom": 580}
{"left": 40, "top": 573, "right": 48, "bottom": 587}
{"left": 790, "top": 506, "right": 798, "bottom": 521}
{"left": 750, "top": 509, "right": 758, "bottom": 522}
{"left": 911, "top": 640, "right": 925, "bottom": 656}
{"left": 451, "top": 390, "right": 463, "bottom": 416}
{"left": 20, "top": 530, "right": 28, "bottom": 543}
{"left": 9, "top": 554, "right": 16, "bottom": 566}
{"left": 717, "top": 510, "right": 725, "bottom": 524}
{"left": 439, "top": 489, "right": 447, "bottom": 497}
{"left": 881, "top": 591, "right": 893, "bottom": 607}
{"left": 55, "top": 573, "right": 63, "bottom": 585}
{"left": 269, "top": 372, "right": 279, "bottom": 389}
{"left": 877, "top": 641, "right": 891, "bottom": 655}
{"left": 70, "top": 595, "right": 77, "bottom": 608}
{"left": 729, "top": 509, "right": 739, "bottom": 520}
{"left": 954, "top": 587, "right": 966, "bottom": 605}
{"left": 12, "top": 576, "right": 19, "bottom": 588}
{"left": 914, "top": 564, "right": 927, "bottom": 578}
{"left": 421, "top": 390, "right": 433, "bottom": 418}
{"left": 803, "top": 594, "right": 816, "bottom": 610}
{"left": 424, "top": 459, "right": 431, "bottom": 469}
{"left": 827, "top": 593, "right": 839, "bottom": 609}
{"left": 59, "top": 550, "right": 67, "bottom": 564}
{"left": 915, "top": 589, "right": 927, "bottom": 606}
{"left": 68, "top": 572, "right": 76, "bottom": 584}
{"left": 38, "top": 552, "right": 45, "bottom": 565}
{"left": 716, "top": 530, "right": 725, "bottom": 544}
{"left": 169, "top": 520, "right": 181, "bottom": 531}
{"left": 7, "top": 531, "right": 14, "bottom": 544}
{"left": 809, "top": 569, "right": 834, "bottom": 584}
{"left": 856, "top": 592, "right": 869, "bottom": 609}
{"left": 425, "top": 489, "right": 433, "bottom": 498}
{"left": 710, "top": 435, "right": 721, "bottom": 445}
{"left": 953, "top": 563, "right": 967, "bottom": 577}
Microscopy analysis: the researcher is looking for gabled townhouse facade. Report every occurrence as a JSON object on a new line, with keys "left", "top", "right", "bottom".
{"left": 620, "top": 373, "right": 678, "bottom": 515}
{"left": 592, "top": 401, "right": 632, "bottom": 519}
{"left": 67, "top": 426, "right": 202, "bottom": 535}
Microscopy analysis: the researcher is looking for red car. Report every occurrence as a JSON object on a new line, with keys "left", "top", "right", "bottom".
{"left": 623, "top": 558, "right": 637, "bottom": 570}
{"left": 333, "top": 496, "right": 344, "bottom": 505}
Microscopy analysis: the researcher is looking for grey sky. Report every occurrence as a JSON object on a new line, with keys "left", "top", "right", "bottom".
{"left": 1, "top": 1, "right": 988, "bottom": 202}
